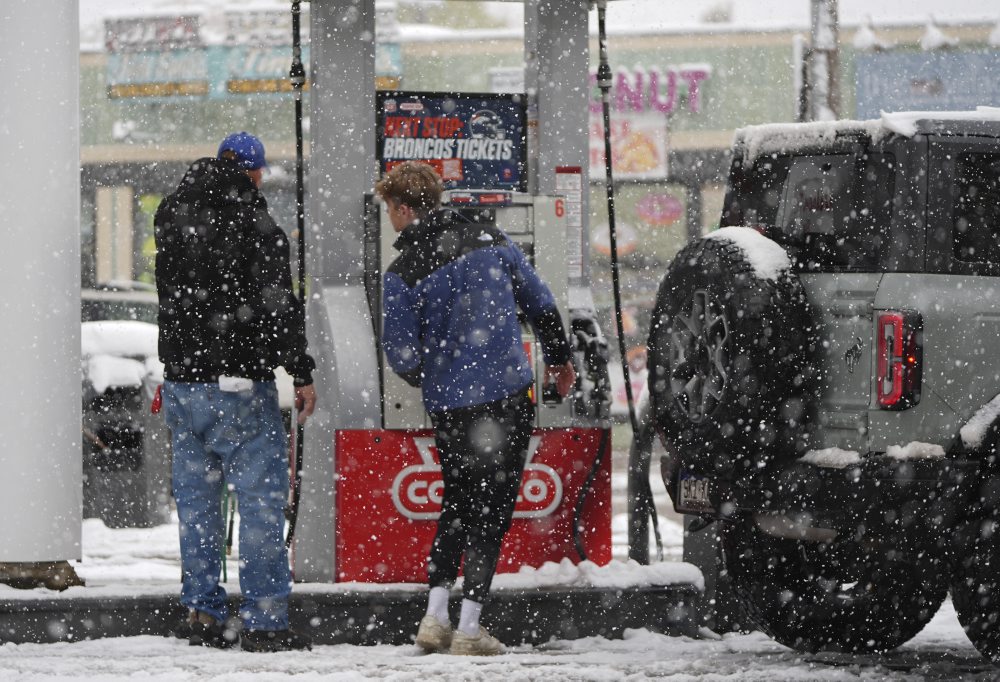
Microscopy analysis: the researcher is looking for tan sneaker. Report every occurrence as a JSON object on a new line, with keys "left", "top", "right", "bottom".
{"left": 449, "top": 626, "right": 504, "bottom": 656}
{"left": 415, "top": 614, "right": 453, "bottom": 653}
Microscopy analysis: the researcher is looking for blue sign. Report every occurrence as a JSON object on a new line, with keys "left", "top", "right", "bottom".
{"left": 856, "top": 51, "right": 1000, "bottom": 119}
{"left": 376, "top": 91, "right": 527, "bottom": 192}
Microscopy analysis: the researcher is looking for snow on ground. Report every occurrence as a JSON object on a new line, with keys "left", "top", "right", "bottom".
{"left": 0, "top": 483, "right": 992, "bottom": 680}
{"left": 0, "top": 601, "right": 986, "bottom": 681}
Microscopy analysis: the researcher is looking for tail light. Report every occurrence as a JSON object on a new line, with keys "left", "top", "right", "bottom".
{"left": 876, "top": 310, "right": 922, "bottom": 410}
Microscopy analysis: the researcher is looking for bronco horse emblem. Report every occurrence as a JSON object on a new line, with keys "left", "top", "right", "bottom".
{"left": 844, "top": 337, "right": 863, "bottom": 373}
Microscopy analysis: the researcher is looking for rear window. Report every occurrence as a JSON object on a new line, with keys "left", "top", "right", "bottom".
{"left": 953, "top": 153, "right": 1000, "bottom": 264}
{"left": 81, "top": 299, "right": 158, "bottom": 324}
{"left": 722, "top": 150, "right": 895, "bottom": 272}
{"left": 720, "top": 156, "right": 790, "bottom": 229}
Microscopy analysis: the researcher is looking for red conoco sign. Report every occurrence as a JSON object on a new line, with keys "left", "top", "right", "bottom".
{"left": 334, "top": 428, "right": 612, "bottom": 583}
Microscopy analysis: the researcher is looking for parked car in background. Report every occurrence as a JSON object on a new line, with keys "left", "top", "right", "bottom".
{"left": 81, "top": 281, "right": 295, "bottom": 409}
{"left": 82, "top": 281, "right": 158, "bottom": 325}
{"left": 81, "top": 282, "right": 169, "bottom": 528}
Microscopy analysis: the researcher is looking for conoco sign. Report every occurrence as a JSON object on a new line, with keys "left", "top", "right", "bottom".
{"left": 391, "top": 436, "right": 563, "bottom": 520}
{"left": 334, "top": 428, "right": 612, "bottom": 583}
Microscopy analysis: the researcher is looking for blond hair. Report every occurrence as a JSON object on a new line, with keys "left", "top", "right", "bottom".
{"left": 374, "top": 162, "right": 443, "bottom": 217}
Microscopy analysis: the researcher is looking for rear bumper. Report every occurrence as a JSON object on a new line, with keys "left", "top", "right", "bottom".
{"left": 667, "top": 454, "right": 981, "bottom": 522}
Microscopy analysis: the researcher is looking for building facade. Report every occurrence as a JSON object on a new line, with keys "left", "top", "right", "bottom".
{"left": 79, "top": 9, "right": 999, "bottom": 369}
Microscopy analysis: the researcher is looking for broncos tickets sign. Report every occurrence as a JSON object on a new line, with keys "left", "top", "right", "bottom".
{"left": 334, "top": 428, "right": 611, "bottom": 583}
{"left": 376, "top": 91, "right": 527, "bottom": 192}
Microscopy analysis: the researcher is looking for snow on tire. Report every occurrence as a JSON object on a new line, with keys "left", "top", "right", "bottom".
{"left": 647, "top": 228, "right": 815, "bottom": 485}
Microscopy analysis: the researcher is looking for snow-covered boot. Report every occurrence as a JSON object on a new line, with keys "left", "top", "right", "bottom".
{"left": 449, "top": 626, "right": 504, "bottom": 656}
{"left": 415, "top": 614, "right": 453, "bottom": 652}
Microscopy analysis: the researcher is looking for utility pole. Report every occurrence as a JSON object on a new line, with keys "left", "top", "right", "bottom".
{"left": 800, "top": 0, "right": 840, "bottom": 121}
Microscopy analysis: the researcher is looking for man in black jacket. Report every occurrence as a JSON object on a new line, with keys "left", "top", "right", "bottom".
{"left": 155, "top": 132, "right": 315, "bottom": 652}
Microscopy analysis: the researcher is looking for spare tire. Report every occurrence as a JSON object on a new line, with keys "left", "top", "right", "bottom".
{"left": 647, "top": 228, "right": 815, "bottom": 484}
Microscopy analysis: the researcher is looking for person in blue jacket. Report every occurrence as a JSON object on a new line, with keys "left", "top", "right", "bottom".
{"left": 377, "top": 161, "right": 576, "bottom": 656}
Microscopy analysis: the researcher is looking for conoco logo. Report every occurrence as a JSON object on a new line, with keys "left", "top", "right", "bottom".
{"left": 391, "top": 436, "right": 563, "bottom": 520}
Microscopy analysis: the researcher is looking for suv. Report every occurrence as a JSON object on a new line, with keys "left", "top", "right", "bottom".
{"left": 81, "top": 282, "right": 158, "bottom": 324}
{"left": 647, "top": 108, "right": 1000, "bottom": 660}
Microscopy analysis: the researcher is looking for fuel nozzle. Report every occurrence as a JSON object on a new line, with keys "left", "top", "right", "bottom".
{"left": 542, "top": 376, "right": 562, "bottom": 406}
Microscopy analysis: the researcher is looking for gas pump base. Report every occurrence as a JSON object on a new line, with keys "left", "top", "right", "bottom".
{"left": 0, "top": 584, "right": 700, "bottom": 645}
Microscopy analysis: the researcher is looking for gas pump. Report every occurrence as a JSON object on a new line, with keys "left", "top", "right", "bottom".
{"left": 329, "top": 90, "right": 612, "bottom": 583}
{"left": 291, "top": 1, "right": 622, "bottom": 588}
{"left": 371, "top": 189, "right": 572, "bottom": 431}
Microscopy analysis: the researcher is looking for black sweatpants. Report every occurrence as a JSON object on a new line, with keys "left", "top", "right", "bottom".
{"left": 426, "top": 387, "right": 534, "bottom": 602}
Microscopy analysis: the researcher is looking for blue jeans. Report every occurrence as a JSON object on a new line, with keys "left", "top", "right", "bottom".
{"left": 162, "top": 380, "right": 291, "bottom": 631}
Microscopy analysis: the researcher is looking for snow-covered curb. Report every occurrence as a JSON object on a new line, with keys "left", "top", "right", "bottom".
{"left": 480, "top": 558, "right": 704, "bottom": 593}
{"left": 1, "top": 561, "right": 704, "bottom": 601}
{"left": 704, "top": 226, "right": 790, "bottom": 281}
{"left": 306, "top": 559, "right": 705, "bottom": 594}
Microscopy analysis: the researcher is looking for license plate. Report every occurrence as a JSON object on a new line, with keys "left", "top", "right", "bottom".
{"left": 677, "top": 476, "right": 712, "bottom": 512}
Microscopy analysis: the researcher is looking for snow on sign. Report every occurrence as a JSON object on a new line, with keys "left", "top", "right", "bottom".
{"left": 376, "top": 91, "right": 527, "bottom": 191}
{"left": 334, "top": 429, "right": 611, "bottom": 583}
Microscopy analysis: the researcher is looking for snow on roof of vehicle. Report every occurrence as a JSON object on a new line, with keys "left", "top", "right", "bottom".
{"left": 704, "top": 226, "right": 791, "bottom": 281}
{"left": 880, "top": 106, "right": 1000, "bottom": 136}
{"left": 82, "top": 320, "right": 158, "bottom": 358}
{"left": 82, "top": 321, "right": 162, "bottom": 393}
{"left": 734, "top": 106, "right": 1000, "bottom": 166}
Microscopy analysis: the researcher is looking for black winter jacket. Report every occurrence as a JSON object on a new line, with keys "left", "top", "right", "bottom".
{"left": 154, "top": 156, "right": 314, "bottom": 385}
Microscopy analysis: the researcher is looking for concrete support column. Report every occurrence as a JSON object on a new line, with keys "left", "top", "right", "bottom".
{"left": 0, "top": 1, "right": 82, "bottom": 563}
{"left": 295, "top": 0, "right": 381, "bottom": 581}
{"left": 525, "top": 0, "right": 593, "bottom": 292}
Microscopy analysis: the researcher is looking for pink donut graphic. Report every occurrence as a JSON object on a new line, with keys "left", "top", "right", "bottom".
{"left": 636, "top": 193, "right": 683, "bottom": 227}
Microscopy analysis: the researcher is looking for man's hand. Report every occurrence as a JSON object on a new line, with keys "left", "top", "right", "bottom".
{"left": 544, "top": 361, "right": 577, "bottom": 399}
{"left": 294, "top": 384, "right": 317, "bottom": 424}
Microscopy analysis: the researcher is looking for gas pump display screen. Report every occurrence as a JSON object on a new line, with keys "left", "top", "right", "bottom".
{"left": 376, "top": 91, "right": 526, "bottom": 192}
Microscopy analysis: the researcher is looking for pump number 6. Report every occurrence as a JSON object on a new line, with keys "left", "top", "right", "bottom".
{"left": 555, "top": 198, "right": 565, "bottom": 218}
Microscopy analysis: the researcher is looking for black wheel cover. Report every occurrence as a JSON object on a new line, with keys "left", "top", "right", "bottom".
{"left": 647, "top": 233, "right": 815, "bottom": 481}
{"left": 723, "top": 516, "right": 947, "bottom": 653}
{"left": 952, "top": 536, "right": 1000, "bottom": 662}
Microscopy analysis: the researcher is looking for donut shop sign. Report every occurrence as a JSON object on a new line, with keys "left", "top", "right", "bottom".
{"left": 589, "top": 64, "right": 712, "bottom": 115}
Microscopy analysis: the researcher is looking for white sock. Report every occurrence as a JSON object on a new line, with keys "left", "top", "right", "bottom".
{"left": 426, "top": 586, "right": 450, "bottom": 624}
{"left": 457, "top": 599, "right": 483, "bottom": 636}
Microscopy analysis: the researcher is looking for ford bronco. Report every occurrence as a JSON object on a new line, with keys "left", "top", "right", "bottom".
{"left": 647, "top": 108, "right": 1000, "bottom": 660}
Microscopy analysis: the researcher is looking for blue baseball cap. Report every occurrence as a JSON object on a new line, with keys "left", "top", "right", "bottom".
{"left": 217, "top": 131, "right": 267, "bottom": 170}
